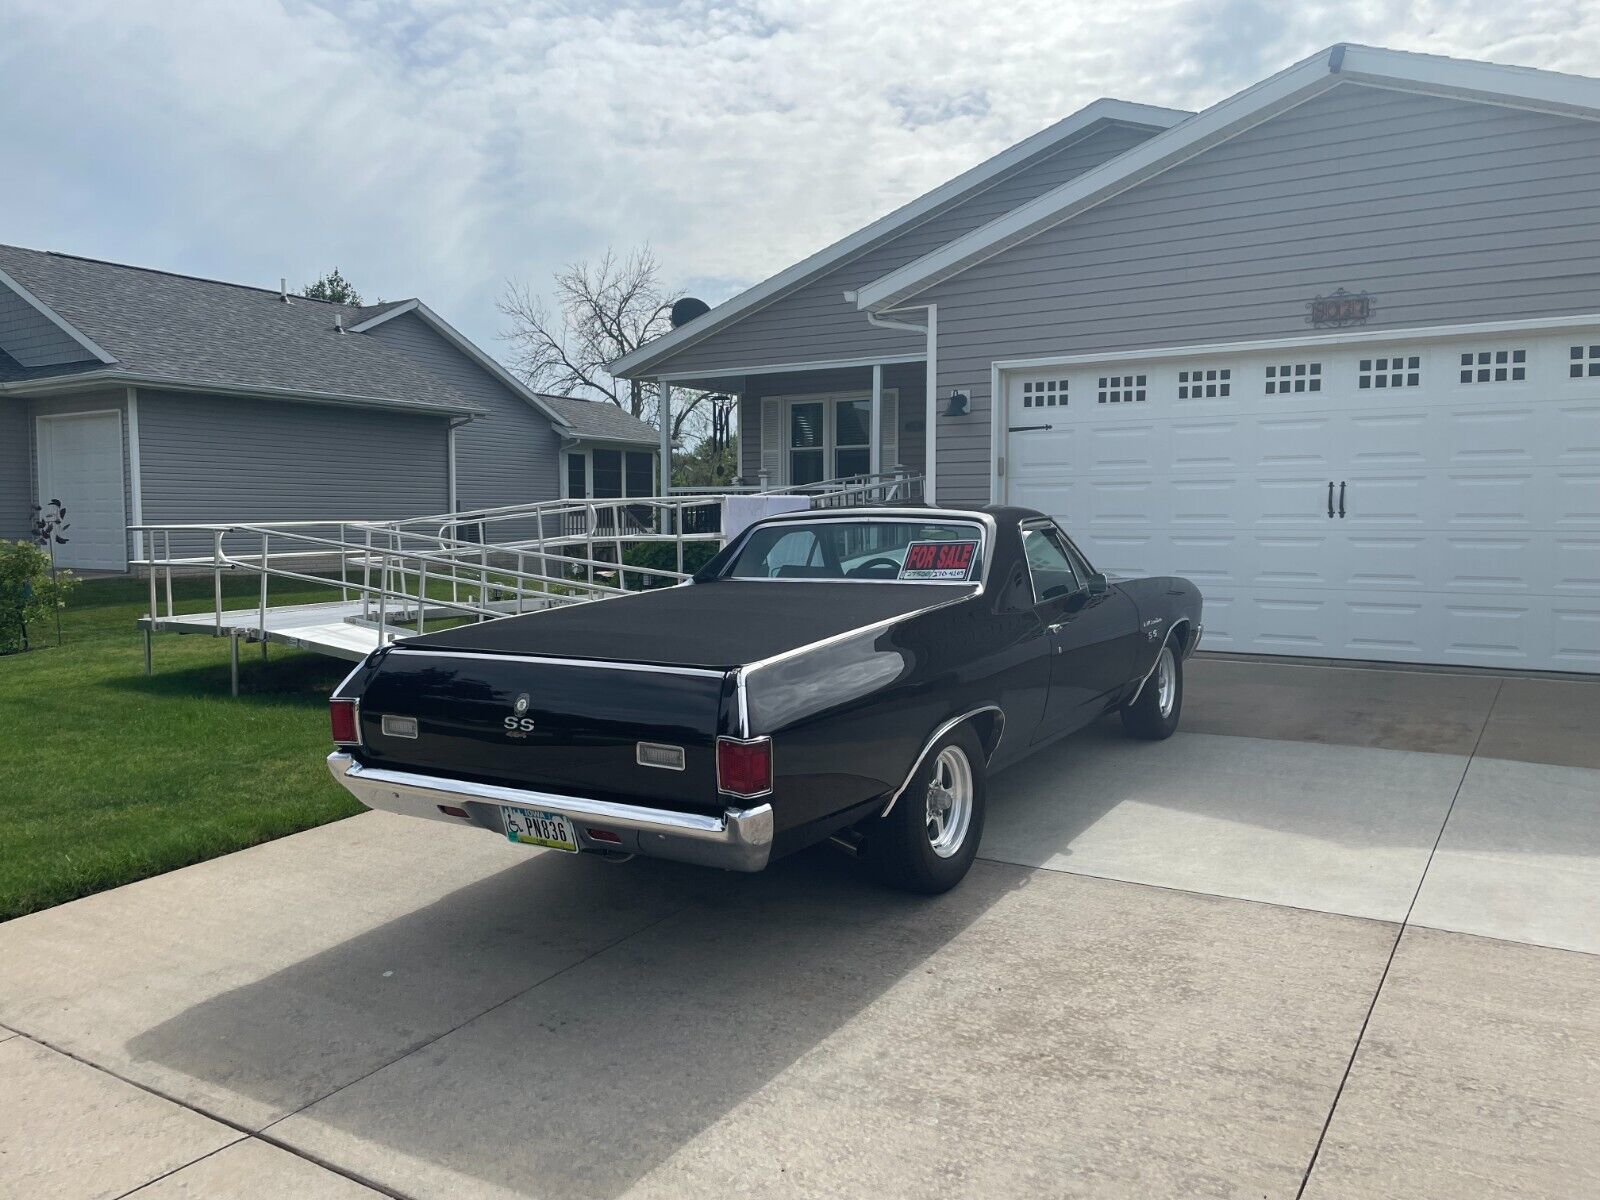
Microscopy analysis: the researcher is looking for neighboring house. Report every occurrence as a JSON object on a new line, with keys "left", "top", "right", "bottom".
{"left": 614, "top": 44, "right": 1600, "bottom": 675}
{"left": 0, "top": 244, "right": 656, "bottom": 570}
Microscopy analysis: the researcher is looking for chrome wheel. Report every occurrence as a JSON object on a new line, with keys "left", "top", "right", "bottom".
{"left": 925, "top": 745, "right": 974, "bottom": 859}
{"left": 1155, "top": 645, "right": 1176, "bottom": 719}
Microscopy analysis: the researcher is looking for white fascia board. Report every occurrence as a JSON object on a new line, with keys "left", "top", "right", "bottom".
{"left": 0, "top": 266, "right": 118, "bottom": 364}
{"left": 0, "top": 369, "right": 486, "bottom": 416}
{"left": 367, "top": 300, "right": 574, "bottom": 431}
{"left": 1337, "top": 43, "right": 1600, "bottom": 121}
{"left": 856, "top": 44, "right": 1600, "bottom": 312}
{"left": 855, "top": 48, "right": 1344, "bottom": 311}
{"left": 606, "top": 98, "right": 1190, "bottom": 379}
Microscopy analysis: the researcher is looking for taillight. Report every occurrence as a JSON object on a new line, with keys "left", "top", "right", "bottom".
{"left": 330, "top": 698, "right": 360, "bottom": 746}
{"left": 716, "top": 736, "right": 772, "bottom": 798}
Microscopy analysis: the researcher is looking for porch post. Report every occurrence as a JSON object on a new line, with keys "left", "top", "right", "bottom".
{"left": 658, "top": 380, "right": 672, "bottom": 496}
{"left": 925, "top": 305, "right": 938, "bottom": 504}
{"left": 870, "top": 364, "right": 883, "bottom": 476}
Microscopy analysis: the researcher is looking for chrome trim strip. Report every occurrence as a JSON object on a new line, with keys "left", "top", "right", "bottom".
{"left": 384, "top": 647, "right": 729, "bottom": 679}
{"left": 879, "top": 705, "right": 1005, "bottom": 819}
{"left": 741, "top": 590, "right": 975, "bottom": 675}
{"left": 1128, "top": 619, "right": 1191, "bottom": 706}
{"left": 327, "top": 753, "right": 773, "bottom": 871}
{"left": 734, "top": 668, "right": 751, "bottom": 739}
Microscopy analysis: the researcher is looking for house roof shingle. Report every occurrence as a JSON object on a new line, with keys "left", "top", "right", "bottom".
{"left": 0, "top": 244, "right": 477, "bottom": 414}
{"left": 537, "top": 393, "right": 659, "bottom": 445}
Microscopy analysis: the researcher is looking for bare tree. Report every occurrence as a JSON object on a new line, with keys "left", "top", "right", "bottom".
{"left": 497, "top": 246, "right": 705, "bottom": 439}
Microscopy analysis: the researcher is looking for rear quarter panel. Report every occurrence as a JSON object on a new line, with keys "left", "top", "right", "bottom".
{"left": 744, "top": 593, "right": 1048, "bottom": 836}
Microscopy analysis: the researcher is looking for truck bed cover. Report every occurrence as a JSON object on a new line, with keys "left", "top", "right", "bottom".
{"left": 399, "top": 580, "right": 963, "bottom": 669}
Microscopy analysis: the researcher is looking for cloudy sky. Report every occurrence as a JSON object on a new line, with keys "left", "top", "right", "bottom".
{"left": 4, "top": 1, "right": 1597, "bottom": 354}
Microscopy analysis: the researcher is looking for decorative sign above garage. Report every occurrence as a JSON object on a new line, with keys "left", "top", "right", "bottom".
{"left": 1307, "top": 289, "right": 1374, "bottom": 327}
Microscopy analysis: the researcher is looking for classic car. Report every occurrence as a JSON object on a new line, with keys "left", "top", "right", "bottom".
{"left": 327, "top": 506, "right": 1202, "bottom": 893}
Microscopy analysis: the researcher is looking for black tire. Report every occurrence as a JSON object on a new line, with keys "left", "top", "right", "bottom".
{"left": 1121, "top": 640, "right": 1182, "bottom": 740}
{"left": 867, "top": 724, "right": 987, "bottom": 894}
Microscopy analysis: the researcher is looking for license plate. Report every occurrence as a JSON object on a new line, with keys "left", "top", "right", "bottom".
{"left": 500, "top": 806, "right": 579, "bottom": 853}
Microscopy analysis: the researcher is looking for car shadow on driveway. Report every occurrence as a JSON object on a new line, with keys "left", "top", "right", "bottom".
{"left": 122, "top": 842, "right": 1033, "bottom": 1196}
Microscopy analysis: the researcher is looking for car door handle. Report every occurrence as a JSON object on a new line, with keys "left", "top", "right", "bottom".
{"left": 1327, "top": 481, "right": 1335, "bottom": 519}
{"left": 1338, "top": 481, "right": 1346, "bottom": 519}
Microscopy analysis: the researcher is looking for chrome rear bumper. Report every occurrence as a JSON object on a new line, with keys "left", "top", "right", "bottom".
{"left": 327, "top": 752, "right": 773, "bottom": 872}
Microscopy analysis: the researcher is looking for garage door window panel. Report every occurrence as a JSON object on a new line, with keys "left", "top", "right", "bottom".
{"left": 1359, "top": 356, "right": 1421, "bottom": 389}
{"left": 1568, "top": 345, "right": 1600, "bottom": 379}
{"left": 1266, "top": 362, "right": 1322, "bottom": 394}
{"left": 1177, "top": 368, "right": 1230, "bottom": 399}
{"left": 1021, "top": 379, "right": 1068, "bottom": 409}
{"left": 1098, "top": 374, "right": 1147, "bottom": 404}
{"left": 1460, "top": 349, "right": 1526, "bottom": 384}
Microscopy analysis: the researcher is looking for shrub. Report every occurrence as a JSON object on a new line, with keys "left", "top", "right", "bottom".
{"left": 0, "top": 541, "right": 79, "bottom": 653}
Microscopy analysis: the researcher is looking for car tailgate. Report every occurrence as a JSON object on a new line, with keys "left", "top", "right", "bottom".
{"left": 353, "top": 647, "right": 732, "bottom": 816}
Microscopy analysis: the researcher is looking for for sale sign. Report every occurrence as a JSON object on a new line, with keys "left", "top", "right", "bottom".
{"left": 899, "top": 541, "right": 978, "bottom": 581}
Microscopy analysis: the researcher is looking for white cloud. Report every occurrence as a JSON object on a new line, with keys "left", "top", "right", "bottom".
{"left": 3, "top": 0, "right": 1599, "bottom": 352}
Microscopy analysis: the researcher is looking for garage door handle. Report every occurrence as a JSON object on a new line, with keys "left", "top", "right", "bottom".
{"left": 1327, "top": 481, "right": 1335, "bottom": 519}
{"left": 1338, "top": 481, "right": 1346, "bottom": 519}
{"left": 1008, "top": 424, "right": 1054, "bottom": 433}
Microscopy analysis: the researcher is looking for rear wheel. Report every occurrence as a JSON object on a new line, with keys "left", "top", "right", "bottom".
{"left": 867, "top": 725, "right": 986, "bottom": 894}
{"left": 1121, "top": 641, "right": 1182, "bottom": 740}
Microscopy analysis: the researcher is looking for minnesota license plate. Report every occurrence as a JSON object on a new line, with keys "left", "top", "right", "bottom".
{"left": 501, "top": 806, "right": 579, "bottom": 853}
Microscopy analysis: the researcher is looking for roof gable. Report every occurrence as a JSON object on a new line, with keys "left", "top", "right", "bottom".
{"left": 610, "top": 98, "right": 1188, "bottom": 377}
{"left": 855, "top": 44, "right": 1600, "bottom": 311}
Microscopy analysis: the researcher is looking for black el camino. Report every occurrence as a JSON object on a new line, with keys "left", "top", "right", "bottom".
{"left": 328, "top": 506, "right": 1202, "bottom": 893}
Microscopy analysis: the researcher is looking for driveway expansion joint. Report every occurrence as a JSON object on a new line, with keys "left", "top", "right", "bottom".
{"left": 1294, "top": 678, "right": 1504, "bottom": 1198}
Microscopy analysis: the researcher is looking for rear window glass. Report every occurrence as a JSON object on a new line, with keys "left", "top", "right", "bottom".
{"left": 723, "top": 520, "right": 985, "bottom": 583}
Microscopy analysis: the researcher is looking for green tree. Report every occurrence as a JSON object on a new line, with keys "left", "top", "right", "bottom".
{"left": 302, "top": 268, "right": 362, "bottom": 306}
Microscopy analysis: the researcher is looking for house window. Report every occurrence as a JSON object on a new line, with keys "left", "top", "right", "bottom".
{"left": 625, "top": 450, "right": 654, "bottom": 496}
{"left": 1358, "top": 355, "right": 1420, "bottom": 389}
{"left": 789, "top": 396, "right": 871, "bottom": 485}
{"left": 1569, "top": 345, "right": 1600, "bottom": 379}
{"left": 564, "top": 447, "right": 655, "bottom": 499}
{"left": 1265, "top": 362, "right": 1322, "bottom": 394}
{"left": 1460, "top": 349, "right": 1526, "bottom": 384}
{"left": 1022, "top": 379, "right": 1068, "bottom": 408}
{"left": 1177, "top": 368, "right": 1230, "bottom": 399}
{"left": 1097, "top": 373, "right": 1147, "bottom": 404}
{"left": 834, "top": 398, "right": 871, "bottom": 478}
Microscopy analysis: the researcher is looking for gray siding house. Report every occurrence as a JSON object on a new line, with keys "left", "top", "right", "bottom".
{"left": 613, "top": 45, "right": 1600, "bottom": 676}
{"left": 0, "top": 246, "right": 655, "bottom": 570}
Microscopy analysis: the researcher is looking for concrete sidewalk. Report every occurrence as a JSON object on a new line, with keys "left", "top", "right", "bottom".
{"left": 1, "top": 660, "right": 1596, "bottom": 1199}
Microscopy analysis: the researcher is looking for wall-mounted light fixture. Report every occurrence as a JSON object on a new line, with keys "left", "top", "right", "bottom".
{"left": 943, "top": 389, "right": 971, "bottom": 417}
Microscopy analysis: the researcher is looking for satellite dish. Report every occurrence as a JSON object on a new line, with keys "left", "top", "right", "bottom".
{"left": 670, "top": 297, "right": 710, "bottom": 328}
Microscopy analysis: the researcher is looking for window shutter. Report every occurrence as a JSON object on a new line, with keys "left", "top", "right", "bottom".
{"left": 760, "top": 398, "right": 783, "bottom": 484}
{"left": 879, "top": 390, "right": 900, "bottom": 474}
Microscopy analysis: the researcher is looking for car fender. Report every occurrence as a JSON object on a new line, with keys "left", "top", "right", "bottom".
{"left": 879, "top": 704, "right": 1006, "bottom": 818}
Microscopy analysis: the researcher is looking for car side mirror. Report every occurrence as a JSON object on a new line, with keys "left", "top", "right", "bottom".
{"left": 1087, "top": 572, "right": 1109, "bottom": 596}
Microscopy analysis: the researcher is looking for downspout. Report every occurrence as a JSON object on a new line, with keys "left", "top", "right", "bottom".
{"left": 447, "top": 415, "right": 474, "bottom": 513}
{"left": 862, "top": 303, "right": 937, "bottom": 504}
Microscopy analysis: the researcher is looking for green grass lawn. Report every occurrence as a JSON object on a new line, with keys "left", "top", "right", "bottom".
{"left": 0, "top": 575, "right": 365, "bottom": 920}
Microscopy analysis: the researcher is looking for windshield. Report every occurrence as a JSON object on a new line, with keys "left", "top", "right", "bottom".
{"left": 722, "top": 519, "right": 985, "bottom": 583}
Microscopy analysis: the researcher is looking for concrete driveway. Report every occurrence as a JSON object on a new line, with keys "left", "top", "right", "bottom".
{"left": 2, "top": 657, "right": 1597, "bottom": 1199}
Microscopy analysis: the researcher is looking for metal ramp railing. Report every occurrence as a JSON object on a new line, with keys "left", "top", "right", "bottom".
{"left": 130, "top": 474, "right": 924, "bottom": 693}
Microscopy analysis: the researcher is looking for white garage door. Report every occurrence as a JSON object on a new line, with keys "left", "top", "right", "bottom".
{"left": 35, "top": 410, "right": 127, "bottom": 571}
{"left": 1003, "top": 328, "right": 1600, "bottom": 674}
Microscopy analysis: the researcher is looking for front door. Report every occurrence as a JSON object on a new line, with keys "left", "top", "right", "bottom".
{"left": 35, "top": 410, "right": 127, "bottom": 571}
{"left": 1023, "top": 522, "right": 1137, "bottom": 738}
